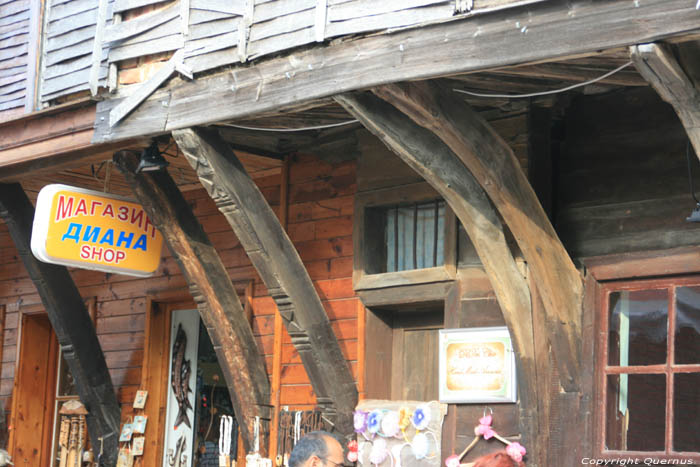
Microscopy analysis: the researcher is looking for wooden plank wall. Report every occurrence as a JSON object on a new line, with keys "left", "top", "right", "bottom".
{"left": 557, "top": 87, "right": 700, "bottom": 258}
{"left": 105, "top": 0, "right": 546, "bottom": 89}
{"left": 0, "top": 0, "right": 30, "bottom": 117}
{"left": 39, "top": 0, "right": 113, "bottom": 103}
{"left": 0, "top": 153, "right": 359, "bottom": 435}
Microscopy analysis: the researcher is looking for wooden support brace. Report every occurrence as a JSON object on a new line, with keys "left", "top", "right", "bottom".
{"left": 173, "top": 127, "right": 358, "bottom": 436}
{"left": 630, "top": 42, "right": 700, "bottom": 159}
{"left": 336, "top": 92, "right": 539, "bottom": 455}
{"left": 0, "top": 183, "right": 121, "bottom": 466}
{"left": 113, "top": 151, "right": 271, "bottom": 455}
{"left": 373, "top": 82, "right": 583, "bottom": 391}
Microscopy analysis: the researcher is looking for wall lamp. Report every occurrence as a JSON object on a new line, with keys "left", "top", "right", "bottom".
{"left": 135, "top": 141, "right": 169, "bottom": 173}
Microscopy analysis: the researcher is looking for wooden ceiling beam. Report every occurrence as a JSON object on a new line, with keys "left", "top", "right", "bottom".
{"left": 630, "top": 42, "right": 700, "bottom": 159}
{"left": 373, "top": 81, "right": 583, "bottom": 391}
{"left": 172, "top": 127, "right": 358, "bottom": 436}
{"left": 94, "top": 0, "right": 700, "bottom": 143}
{"left": 0, "top": 183, "right": 121, "bottom": 466}
{"left": 112, "top": 151, "right": 271, "bottom": 455}
{"left": 336, "top": 91, "right": 539, "bottom": 453}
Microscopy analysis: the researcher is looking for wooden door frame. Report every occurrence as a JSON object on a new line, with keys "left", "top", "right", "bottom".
{"left": 140, "top": 281, "right": 252, "bottom": 466}
{"left": 8, "top": 307, "right": 59, "bottom": 466}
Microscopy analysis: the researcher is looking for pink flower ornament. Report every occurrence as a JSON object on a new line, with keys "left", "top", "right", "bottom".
{"left": 369, "top": 438, "right": 389, "bottom": 465}
{"left": 445, "top": 454, "right": 460, "bottom": 467}
{"left": 506, "top": 442, "right": 526, "bottom": 463}
{"left": 381, "top": 411, "right": 400, "bottom": 437}
{"left": 474, "top": 415, "right": 495, "bottom": 440}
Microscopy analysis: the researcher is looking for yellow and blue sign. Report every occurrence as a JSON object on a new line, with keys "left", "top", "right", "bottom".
{"left": 31, "top": 184, "right": 163, "bottom": 277}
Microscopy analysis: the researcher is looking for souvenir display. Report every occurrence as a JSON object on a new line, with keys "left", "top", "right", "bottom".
{"left": 132, "top": 437, "right": 145, "bottom": 456}
{"left": 445, "top": 410, "right": 527, "bottom": 466}
{"left": 119, "top": 423, "right": 134, "bottom": 443}
{"left": 133, "top": 415, "right": 147, "bottom": 434}
{"left": 133, "top": 390, "right": 148, "bottom": 409}
{"left": 116, "top": 447, "right": 134, "bottom": 467}
{"left": 353, "top": 400, "right": 447, "bottom": 467}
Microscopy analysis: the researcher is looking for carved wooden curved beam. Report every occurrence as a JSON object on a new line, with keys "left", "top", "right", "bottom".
{"left": 371, "top": 82, "right": 583, "bottom": 391}
{"left": 172, "top": 128, "right": 358, "bottom": 436}
{"left": 113, "top": 152, "right": 271, "bottom": 455}
{"left": 336, "top": 92, "right": 538, "bottom": 450}
{"left": 0, "top": 183, "right": 122, "bottom": 466}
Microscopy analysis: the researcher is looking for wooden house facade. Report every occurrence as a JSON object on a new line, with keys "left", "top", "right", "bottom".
{"left": 0, "top": 0, "right": 699, "bottom": 466}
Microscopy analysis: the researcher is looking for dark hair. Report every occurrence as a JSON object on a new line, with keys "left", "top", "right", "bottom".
{"left": 288, "top": 431, "right": 338, "bottom": 467}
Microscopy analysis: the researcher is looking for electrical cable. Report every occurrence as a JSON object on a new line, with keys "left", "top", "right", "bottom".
{"left": 453, "top": 61, "right": 633, "bottom": 99}
{"left": 219, "top": 119, "right": 359, "bottom": 132}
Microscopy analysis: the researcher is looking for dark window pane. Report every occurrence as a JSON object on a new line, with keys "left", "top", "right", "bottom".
{"left": 675, "top": 286, "right": 700, "bottom": 365}
{"left": 673, "top": 373, "right": 700, "bottom": 452}
{"left": 609, "top": 289, "right": 668, "bottom": 366}
{"left": 605, "top": 374, "right": 665, "bottom": 452}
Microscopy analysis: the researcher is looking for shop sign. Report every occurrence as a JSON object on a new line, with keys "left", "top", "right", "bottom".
{"left": 31, "top": 184, "right": 163, "bottom": 277}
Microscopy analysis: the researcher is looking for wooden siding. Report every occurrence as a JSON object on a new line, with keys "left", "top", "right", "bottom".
{"left": 0, "top": 0, "right": 31, "bottom": 114}
{"left": 38, "top": 0, "right": 113, "bottom": 103}
{"left": 557, "top": 87, "right": 700, "bottom": 258}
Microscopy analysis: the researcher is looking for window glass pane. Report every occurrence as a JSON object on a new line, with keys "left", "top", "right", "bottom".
{"left": 608, "top": 289, "right": 668, "bottom": 366}
{"left": 605, "top": 374, "right": 665, "bottom": 452}
{"left": 673, "top": 372, "right": 700, "bottom": 452}
{"left": 674, "top": 286, "right": 700, "bottom": 364}
{"left": 384, "top": 201, "right": 445, "bottom": 273}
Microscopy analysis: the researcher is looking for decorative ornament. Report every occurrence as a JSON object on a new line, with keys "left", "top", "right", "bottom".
{"left": 347, "top": 440, "right": 359, "bottom": 463}
{"left": 367, "top": 410, "right": 383, "bottom": 434}
{"left": 451, "top": 409, "right": 527, "bottom": 465}
{"left": 506, "top": 442, "right": 526, "bottom": 463}
{"left": 474, "top": 414, "right": 495, "bottom": 440}
{"left": 354, "top": 410, "right": 369, "bottom": 433}
{"left": 381, "top": 411, "right": 400, "bottom": 438}
{"left": 391, "top": 443, "right": 405, "bottom": 467}
{"left": 397, "top": 407, "right": 411, "bottom": 431}
{"left": 444, "top": 454, "right": 460, "bottom": 467}
{"left": 411, "top": 432, "right": 429, "bottom": 460}
{"left": 411, "top": 405, "right": 430, "bottom": 431}
{"left": 369, "top": 438, "right": 388, "bottom": 465}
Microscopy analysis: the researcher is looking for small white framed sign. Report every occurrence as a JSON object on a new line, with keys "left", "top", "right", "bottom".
{"left": 439, "top": 326, "right": 517, "bottom": 403}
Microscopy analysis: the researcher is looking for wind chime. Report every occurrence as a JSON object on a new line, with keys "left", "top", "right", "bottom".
{"left": 57, "top": 400, "right": 90, "bottom": 467}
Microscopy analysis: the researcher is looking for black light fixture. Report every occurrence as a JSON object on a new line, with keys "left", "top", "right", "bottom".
{"left": 135, "top": 141, "right": 169, "bottom": 173}
{"left": 685, "top": 141, "right": 700, "bottom": 222}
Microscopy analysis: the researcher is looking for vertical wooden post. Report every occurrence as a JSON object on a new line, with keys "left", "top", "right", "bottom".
{"left": 269, "top": 155, "right": 290, "bottom": 461}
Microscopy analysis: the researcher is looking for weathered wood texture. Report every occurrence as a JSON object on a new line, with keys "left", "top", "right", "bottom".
{"left": 372, "top": 81, "right": 582, "bottom": 391}
{"left": 0, "top": 151, "right": 359, "bottom": 449}
{"left": 338, "top": 91, "right": 540, "bottom": 463}
{"left": 557, "top": 87, "right": 700, "bottom": 258}
{"left": 0, "top": 183, "right": 121, "bottom": 466}
{"left": 173, "top": 127, "right": 357, "bottom": 436}
{"left": 93, "top": 0, "right": 700, "bottom": 142}
{"left": 630, "top": 42, "right": 700, "bottom": 160}
{"left": 113, "top": 150, "right": 271, "bottom": 454}
{"left": 0, "top": 0, "right": 30, "bottom": 114}
{"left": 39, "top": 0, "right": 113, "bottom": 103}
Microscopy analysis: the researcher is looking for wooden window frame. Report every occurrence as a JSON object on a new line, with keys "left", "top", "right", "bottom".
{"left": 353, "top": 182, "right": 457, "bottom": 292}
{"left": 587, "top": 247, "right": 700, "bottom": 463}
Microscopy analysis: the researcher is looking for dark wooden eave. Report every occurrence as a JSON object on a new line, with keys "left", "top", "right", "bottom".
{"left": 113, "top": 152, "right": 271, "bottom": 454}
{"left": 172, "top": 127, "right": 358, "bottom": 436}
{"left": 0, "top": 183, "right": 121, "bottom": 466}
{"left": 93, "top": 0, "right": 700, "bottom": 143}
{"left": 630, "top": 41, "right": 700, "bottom": 158}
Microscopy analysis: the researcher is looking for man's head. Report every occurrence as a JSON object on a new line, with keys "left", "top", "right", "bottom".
{"left": 288, "top": 431, "right": 344, "bottom": 467}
